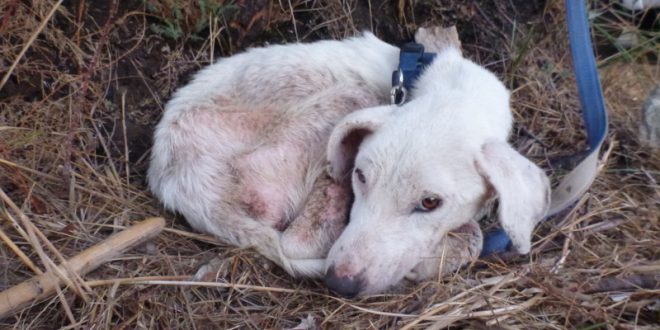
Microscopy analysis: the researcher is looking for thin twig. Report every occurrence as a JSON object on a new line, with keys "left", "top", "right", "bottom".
{"left": 0, "top": 0, "right": 64, "bottom": 91}
{"left": 0, "top": 188, "right": 92, "bottom": 301}
{"left": 286, "top": 0, "right": 299, "bottom": 41}
{"left": 0, "top": 226, "right": 42, "bottom": 275}
{"left": 63, "top": 0, "right": 118, "bottom": 182}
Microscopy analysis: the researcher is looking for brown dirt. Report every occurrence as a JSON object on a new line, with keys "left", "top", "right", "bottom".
{"left": 1, "top": 0, "right": 658, "bottom": 328}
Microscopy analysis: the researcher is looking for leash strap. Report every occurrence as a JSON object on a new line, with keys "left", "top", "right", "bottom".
{"left": 481, "top": 0, "right": 609, "bottom": 255}
{"left": 391, "top": 43, "right": 436, "bottom": 105}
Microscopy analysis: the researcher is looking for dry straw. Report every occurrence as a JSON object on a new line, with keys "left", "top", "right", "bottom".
{"left": 0, "top": 0, "right": 657, "bottom": 328}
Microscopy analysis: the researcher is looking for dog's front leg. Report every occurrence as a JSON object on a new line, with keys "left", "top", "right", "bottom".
{"left": 281, "top": 174, "right": 351, "bottom": 260}
{"left": 232, "top": 86, "right": 379, "bottom": 229}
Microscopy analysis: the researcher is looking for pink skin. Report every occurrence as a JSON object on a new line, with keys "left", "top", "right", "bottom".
{"left": 224, "top": 87, "right": 380, "bottom": 258}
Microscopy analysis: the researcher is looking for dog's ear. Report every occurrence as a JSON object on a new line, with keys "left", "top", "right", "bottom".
{"left": 327, "top": 106, "right": 393, "bottom": 182}
{"left": 475, "top": 141, "right": 551, "bottom": 254}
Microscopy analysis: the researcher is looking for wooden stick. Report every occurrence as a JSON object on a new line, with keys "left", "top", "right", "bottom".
{"left": 0, "top": 217, "right": 165, "bottom": 320}
{"left": 0, "top": 188, "right": 91, "bottom": 301}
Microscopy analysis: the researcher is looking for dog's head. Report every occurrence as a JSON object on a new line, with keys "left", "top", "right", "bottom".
{"left": 323, "top": 59, "right": 550, "bottom": 296}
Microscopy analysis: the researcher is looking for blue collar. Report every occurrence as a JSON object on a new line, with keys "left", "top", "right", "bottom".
{"left": 391, "top": 43, "right": 436, "bottom": 105}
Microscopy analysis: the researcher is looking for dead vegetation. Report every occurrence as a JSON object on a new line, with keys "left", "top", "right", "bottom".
{"left": 1, "top": 0, "right": 658, "bottom": 328}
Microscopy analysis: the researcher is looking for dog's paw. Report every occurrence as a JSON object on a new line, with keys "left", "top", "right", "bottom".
{"left": 449, "top": 220, "right": 484, "bottom": 260}
{"left": 414, "top": 26, "right": 461, "bottom": 53}
{"left": 407, "top": 220, "right": 483, "bottom": 281}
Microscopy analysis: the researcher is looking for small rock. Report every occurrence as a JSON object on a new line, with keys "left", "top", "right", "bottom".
{"left": 193, "top": 256, "right": 231, "bottom": 281}
{"left": 620, "top": 0, "right": 660, "bottom": 11}
{"left": 144, "top": 242, "right": 158, "bottom": 255}
{"left": 615, "top": 27, "right": 639, "bottom": 49}
{"left": 640, "top": 85, "right": 660, "bottom": 149}
{"left": 285, "top": 315, "right": 317, "bottom": 330}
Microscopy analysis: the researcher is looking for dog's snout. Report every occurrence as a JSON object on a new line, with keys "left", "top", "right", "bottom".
{"left": 324, "top": 265, "right": 364, "bottom": 298}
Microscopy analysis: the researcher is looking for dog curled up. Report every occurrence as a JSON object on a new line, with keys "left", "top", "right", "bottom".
{"left": 148, "top": 27, "right": 550, "bottom": 297}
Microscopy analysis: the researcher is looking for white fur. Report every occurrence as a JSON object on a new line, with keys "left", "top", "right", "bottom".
{"left": 148, "top": 28, "right": 550, "bottom": 295}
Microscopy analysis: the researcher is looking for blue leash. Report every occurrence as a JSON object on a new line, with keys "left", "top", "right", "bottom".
{"left": 565, "top": 0, "right": 609, "bottom": 151}
{"left": 393, "top": 0, "right": 609, "bottom": 257}
{"left": 481, "top": 0, "right": 609, "bottom": 256}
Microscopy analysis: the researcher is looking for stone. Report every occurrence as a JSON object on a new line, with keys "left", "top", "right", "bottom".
{"left": 640, "top": 85, "right": 660, "bottom": 149}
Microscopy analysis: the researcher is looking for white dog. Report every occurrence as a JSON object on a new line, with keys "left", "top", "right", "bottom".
{"left": 148, "top": 27, "right": 550, "bottom": 297}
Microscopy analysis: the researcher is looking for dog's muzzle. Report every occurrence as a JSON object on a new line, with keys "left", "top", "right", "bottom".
{"left": 324, "top": 265, "right": 365, "bottom": 298}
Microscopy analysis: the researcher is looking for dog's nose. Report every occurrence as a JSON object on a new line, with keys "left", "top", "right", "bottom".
{"left": 324, "top": 265, "right": 364, "bottom": 298}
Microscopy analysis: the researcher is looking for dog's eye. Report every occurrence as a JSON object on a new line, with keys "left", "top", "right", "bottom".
{"left": 416, "top": 196, "right": 442, "bottom": 212}
{"left": 354, "top": 168, "right": 366, "bottom": 184}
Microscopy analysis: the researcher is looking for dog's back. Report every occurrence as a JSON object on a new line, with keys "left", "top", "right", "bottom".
{"left": 148, "top": 33, "right": 399, "bottom": 276}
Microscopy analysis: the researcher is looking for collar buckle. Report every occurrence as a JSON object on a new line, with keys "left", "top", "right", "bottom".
{"left": 390, "top": 42, "right": 436, "bottom": 106}
{"left": 390, "top": 70, "right": 407, "bottom": 105}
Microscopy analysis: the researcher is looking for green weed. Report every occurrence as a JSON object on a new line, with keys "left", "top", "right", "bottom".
{"left": 143, "top": 0, "right": 239, "bottom": 40}
{"left": 589, "top": 2, "right": 659, "bottom": 67}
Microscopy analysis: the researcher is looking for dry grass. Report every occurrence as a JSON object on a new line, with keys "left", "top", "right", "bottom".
{"left": 1, "top": 0, "right": 658, "bottom": 328}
